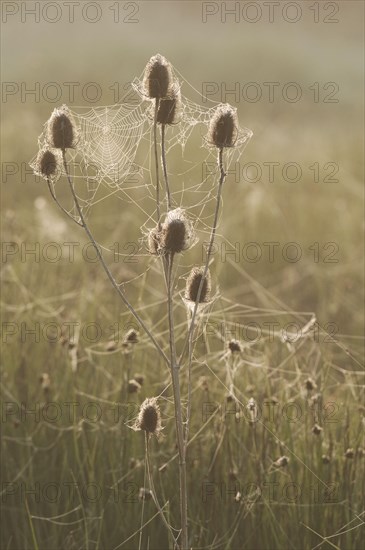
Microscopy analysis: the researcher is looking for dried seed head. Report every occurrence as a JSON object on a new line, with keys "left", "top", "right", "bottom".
{"left": 345, "top": 448, "right": 354, "bottom": 459}
{"left": 39, "top": 373, "right": 50, "bottom": 391}
{"left": 124, "top": 329, "right": 139, "bottom": 345}
{"left": 157, "top": 88, "right": 181, "bottom": 125}
{"left": 143, "top": 54, "right": 173, "bottom": 99}
{"left": 208, "top": 104, "right": 238, "bottom": 148}
{"left": 185, "top": 267, "right": 211, "bottom": 304}
{"left": 147, "top": 227, "right": 161, "bottom": 255}
{"left": 33, "top": 147, "right": 61, "bottom": 181}
{"left": 134, "top": 374, "right": 145, "bottom": 386}
{"left": 228, "top": 339, "right": 242, "bottom": 354}
{"left": 160, "top": 209, "right": 195, "bottom": 254}
{"left": 135, "top": 398, "right": 162, "bottom": 435}
{"left": 305, "top": 377, "right": 316, "bottom": 391}
{"left": 47, "top": 105, "right": 77, "bottom": 149}
{"left": 322, "top": 454, "right": 330, "bottom": 464}
{"left": 312, "top": 423, "right": 323, "bottom": 435}
{"left": 274, "top": 456, "right": 289, "bottom": 468}
{"left": 199, "top": 376, "right": 209, "bottom": 392}
{"left": 139, "top": 487, "right": 152, "bottom": 501}
{"left": 128, "top": 379, "right": 141, "bottom": 394}
{"left": 106, "top": 340, "right": 117, "bottom": 352}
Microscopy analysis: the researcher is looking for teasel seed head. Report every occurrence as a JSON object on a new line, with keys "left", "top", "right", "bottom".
{"left": 47, "top": 105, "right": 77, "bottom": 149}
{"left": 157, "top": 87, "right": 181, "bottom": 125}
{"left": 160, "top": 208, "right": 195, "bottom": 255}
{"left": 128, "top": 379, "right": 141, "bottom": 394}
{"left": 274, "top": 456, "right": 289, "bottom": 468}
{"left": 228, "top": 339, "right": 242, "bottom": 354}
{"left": 345, "top": 448, "right": 354, "bottom": 459}
{"left": 185, "top": 267, "right": 211, "bottom": 304}
{"left": 134, "top": 374, "right": 144, "bottom": 386}
{"left": 305, "top": 377, "right": 316, "bottom": 391}
{"left": 208, "top": 103, "right": 238, "bottom": 148}
{"left": 124, "top": 328, "right": 139, "bottom": 345}
{"left": 312, "top": 423, "right": 323, "bottom": 435}
{"left": 143, "top": 54, "right": 173, "bottom": 99}
{"left": 32, "top": 147, "right": 61, "bottom": 181}
{"left": 147, "top": 226, "right": 161, "bottom": 255}
{"left": 139, "top": 487, "right": 152, "bottom": 501}
{"left": 135, "top": 397, "right": 162, "bottom": 436}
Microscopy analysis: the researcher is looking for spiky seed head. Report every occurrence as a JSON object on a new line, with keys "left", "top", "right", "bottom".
{"left": 106, "top": 340, "right": 117, "bottom": 352}
{"left": 228, "top": 339, "right": 242, "bottom": 353}
{"left": 208, "top": 104, "right": 238, "bottom": 148}
{"left": 160, "top": 209, "right": 194, "bottom": 254}
{"left": 157, "top": 88, "right": 181, "bottom": 125}
{"left": 139, "top": 487, "right": 152, "bottom": 501}
{"left": 38, "top": 148, "right": 59, "bottom": 179}
{"left": 148, "top": 227, "right": 161, "bottom": 255}
{"left": 312, "top": 423, "right": 323, "bottom": 435}
{"left": 322, "top": 454, "right": 330, "bottom": 464}
{"left": 124, "top": 328, "right": 139, "bottom": 344}
{"left": 135, "top": 398, "right": 162, "bottom": 435}
{"left": 143, "top": 54, "right": 173, "bottom": 99}
{"left": 274, "top": 456, "right": 289, "bottom": 468}
{"left": 134, "top": 374, "right": 144, "bottom": 386}
{"left": 128, "top": 379, "right": 141, "bottom": 394}
{"left": 39, "top": 373, "right": 50, "bottom": 391}
{"left": 47, "top": 105, "right": 77, "bottom": 149}
{"left": 305, "top": 377, "right": 316, "bottom": 391}
{"left": 345, "top": 448, "right": 354, "bottom": 459}
{"left": 185, "top": 267, "right": 211, "bottom": 303}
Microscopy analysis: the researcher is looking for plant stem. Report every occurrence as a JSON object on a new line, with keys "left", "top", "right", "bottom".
{"left": 179, "top": 147, "right": 226, "bottom": 369}
{"left": 153, "top": 99, "right": 161, "bottom": 229}
{"left": 61, "top": 151, "right": 169, "bottom": 368}
{"left": 145, "top": 433, "right": 179, "bottom": 549}
{"left": 166, "top": 253, "right": 188, "bottom": 549}
{"left": 161, "top": 124, "right": 172, "bottom": 209}
{"left": 182, "top": 147, "right": 226, "bottom": 448}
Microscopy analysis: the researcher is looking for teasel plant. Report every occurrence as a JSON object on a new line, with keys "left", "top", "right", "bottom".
{"left": 32, "top": 54, "right": 251, "bottom": 550}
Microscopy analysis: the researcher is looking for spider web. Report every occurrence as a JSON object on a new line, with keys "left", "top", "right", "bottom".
{"left": 31, "top": 65, "right": 252, "bottom": 222}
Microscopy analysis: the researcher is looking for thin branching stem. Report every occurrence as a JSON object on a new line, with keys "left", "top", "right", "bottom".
{"left": 145, "top": 433, "right": 180, "bottom": 549}
{"left": 161, "top": 124, "right": 172, "bottom": 209}
{"left": 61, "top": 150, "right": 169, "bottom": 368}
{"left": 179, "top": 147, "right": 226, "bottom": 369}
{"left": 166, "top": 253, "right": 188, "bottom": 550}
{"left": 181, "top": 147, "right": 226, "bottom": 450}
{"left": 153, "top": 99, "right": 161, "bottom": 229}
{"left": 46, "top": 178, "right": 83, "bottom": 227}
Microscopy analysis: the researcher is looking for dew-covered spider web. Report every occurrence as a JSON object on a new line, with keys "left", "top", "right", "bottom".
{"left": 30, "top": 64, "right": 252, "bottom": 228}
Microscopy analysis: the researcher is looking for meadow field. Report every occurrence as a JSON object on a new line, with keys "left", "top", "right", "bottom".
{"left": 1, "top": 2, "right": 364, "bottom": 549}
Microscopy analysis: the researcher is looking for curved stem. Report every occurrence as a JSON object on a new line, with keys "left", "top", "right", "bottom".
{"left": 61, "top": 151, "right": 169, "bottom": 368}
{"left": 46, "top": 178, "right": 83, "bottom": 227}
{"left": 161, "top": 124, "right": 172, "bottom": 209}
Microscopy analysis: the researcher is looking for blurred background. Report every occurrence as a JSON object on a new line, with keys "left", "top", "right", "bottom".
{"left": 1, "top": 2, "right": 364, "bottom": 549}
